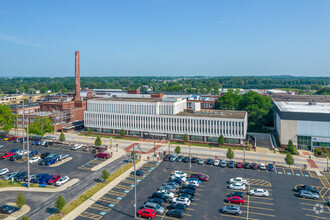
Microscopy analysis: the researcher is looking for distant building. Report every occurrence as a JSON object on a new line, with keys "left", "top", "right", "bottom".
{"left": 186, "top": 95, "right": 217, "bottom": 109}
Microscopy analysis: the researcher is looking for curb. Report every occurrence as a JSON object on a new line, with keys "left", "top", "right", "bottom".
{"left": 4, "top": 203, "right": 30, "bottom": 220}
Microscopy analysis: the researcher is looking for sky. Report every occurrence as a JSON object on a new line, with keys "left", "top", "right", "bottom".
{"left": 0, "top": 0, "right": 330, "bottom": 77}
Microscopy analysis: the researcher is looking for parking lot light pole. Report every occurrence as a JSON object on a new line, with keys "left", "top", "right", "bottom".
{"left": 327, "top": 156, "right": 329, "bottom": 172}
{"left": 27, "top": 123, "right": 30, "bottom": 188}
{"left": 133, "top": 144, "right": 137, "bottom": 219}
{"left": 243, "top": 148, "right": 246, "bottom": 163}
{"left": 189, "top": 145, "right": 191, "bottom": 174}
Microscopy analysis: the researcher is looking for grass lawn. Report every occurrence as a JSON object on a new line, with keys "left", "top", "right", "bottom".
{"left": 169, "top": 141, "right": 248, "bottom": 151}
{"left": 79, "top": 133, "right": 139, "bottom": 141}
{"left": 0, "top": 180, "right": 55, "bottom": 188}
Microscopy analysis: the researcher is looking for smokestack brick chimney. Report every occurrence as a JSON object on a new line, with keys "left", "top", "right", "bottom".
{"left": 75, "top": 51, "right": 81, "bottom": 101}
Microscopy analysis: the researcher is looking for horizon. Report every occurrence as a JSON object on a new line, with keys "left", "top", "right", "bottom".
{"left": 1, "top": 0, "right": 330, "bottom": 77}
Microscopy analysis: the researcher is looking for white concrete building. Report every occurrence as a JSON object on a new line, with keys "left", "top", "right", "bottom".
{"left": 274, "top": 101, "right": 330, "bottom": 151}
{"left": 84, "top": 96, "right": 248, "bottom": 143}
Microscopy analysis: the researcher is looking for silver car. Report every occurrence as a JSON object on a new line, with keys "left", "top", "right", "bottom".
{"left": 221, "top": 205, "right": 242, "bottom": 215}
{"left": 299, "top": 190, "right": 319, "bottom": 200}
{"left": 144, "top": 202, "right": 164, "bottom": 214}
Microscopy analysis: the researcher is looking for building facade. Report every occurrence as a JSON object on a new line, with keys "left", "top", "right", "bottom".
{"left": 274, "top": 101, "right": 330, "bottom": 151}
{"left": 84, "top": 97, "right": 247, "bottom": 144}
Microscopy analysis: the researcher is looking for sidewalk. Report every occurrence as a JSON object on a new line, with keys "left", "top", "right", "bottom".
{"left": 91, "top": 149, "right": 126, "bottom": 171}
{"left": 62, "top": 158, "right": 147, "bottom": 220}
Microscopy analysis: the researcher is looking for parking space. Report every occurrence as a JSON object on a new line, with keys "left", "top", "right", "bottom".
{"left": 88, "top": 159, "right": 329, "bottom": 220}
{"left": 79, "top": 158, "right": 107, "bottom": 171}
{"left": 76, "top": 162, "right": 161, "bottom": 220}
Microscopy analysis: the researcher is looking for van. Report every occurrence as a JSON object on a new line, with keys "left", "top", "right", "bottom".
{"left": 144, "top": 202, "right": 164, "bottom": 214}
{"left": 170, "top": 154, "right": 178, "bottom": 162}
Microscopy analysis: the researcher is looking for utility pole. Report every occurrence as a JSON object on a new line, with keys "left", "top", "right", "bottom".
{"left": 27, "top": 121, "right": 30, "bottom": 188}
{"left": 327, "top": 156, "right": 329, "bottom": 172}
{"left": 22, "top": 101, "right": 25, "bottom": 159}
{"left": 168, "top": 142, "right": 171, "bottom": 155}
{"left": 133, "top": 144, "right": 137, "bottom": 219}
{"left": 243, "top": 148, "right": 246, "bottom": 163}
{"left": 189, "top": 145, "right": 191, "bottom": 174}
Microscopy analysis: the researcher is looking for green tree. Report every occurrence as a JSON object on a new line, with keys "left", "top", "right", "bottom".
{"left": 28, "top": 88, "right": 36, "bottom": 94}
{"left": 131, "top": 150, "right": 137, "bottom": 160}
{"left": 175, "top": 146, "right": 181, "bottom": 154}
{"left": 218, "top": 134, "right": 225, "bottom": 145}
{"left": 216, "top": 88, "right": 242, "bottom": 110}
{"left": 95, "top": 136, "right": 101, "bottom": 146}
{"left": 19, "top": 87, "right": 26, "bottom": 93}
{"left": 285, "top": 152, "right": 294, "bottom": 167}
{"left": 21, "top": 216, "right": 30, "bottom": 220}
{"left": 226, "top": 148, "right": 234, "bottom": 159}
{"left": 120, "top": 129, "right": 125, "bottom": 136}
{"left": 28, "top": 116, "right": 53, "bottom": 137}
{"left": 88, "top": 127, "right": 92, "bottom": 134}
{"left": 101, "top": 169, "right": 110, "bottom": 182}
{"left": 321, "top": 146, "right": 328, "bottom": 154}
{"left": 16, "top": 192, "right": 26, "bottom": 208}
{"left": 286, "top": 140, "right": 297, "bottom": 155}
{"left": 59, "top": 132, "right": 65, "bottom": 142}
{"left": 183, "top": 134, "right": 188, "bottom": 142}
{"left": 40, "top": 86, "right": 48, "bottom": 93}
{"left": 0, "top": 105, "right": 15, "bottom": 132}
{"left": 55, "top": 194, "right": 66, "bottom": 213}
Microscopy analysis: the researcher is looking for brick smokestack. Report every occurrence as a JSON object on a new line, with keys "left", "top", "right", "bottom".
{"left": 75, "top": 51, "right": 81, "bottom": 101}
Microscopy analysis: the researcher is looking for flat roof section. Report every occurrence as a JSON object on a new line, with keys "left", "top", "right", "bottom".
{"left": 271, "top": 94, "right": 330, "bottom": 103}
{"left": 275, "top": 101, "right": 330, "bottom": 114}
{"left": 176, "top": 110, "right": 247, "bottom": 119}
{"left": 92, "top": 97, "right": 181, "bottom": 103}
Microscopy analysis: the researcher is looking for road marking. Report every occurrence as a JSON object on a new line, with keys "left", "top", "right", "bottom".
{"left": 322, "top": 188, "right": 330, "bottom": 197}
{"left": 89, "top": 203, "right": 111, "bottom": 212}
{"left": 243, "top": 211, "right": 275, "bottom": 217}
{"left": 220, "top": 214, "right": 259, "bottom": 220}
{"left": 302, "top": 208, "right": 330, "bottom": 214}
{"left": 247, "top": 184, "right": 250, "bottom": 220}
{"left": 274, "top": 158, "right": 281, "bottom": 162}
{"left": 318, "top": 177, "right": 330, "bottom": 213}
{"left": 291, "top": 169, "right": 295, "bottom": 175}
{"left": 300, "top": 202, "right": 319, "bottom": 207}
{"left": 249, "top": 201, "right": 274, "bottom": 205}
{"left": 305, "top": 214, "right": 329, "bottom": 219}
{"left": 79, "top": 211, "right": 102, "bottom": 220}
{"left": 248, "top": 196, "right": 273, "bottom": 200}
{"left": 282, "top": 168, "right": 286, "bottom": 175}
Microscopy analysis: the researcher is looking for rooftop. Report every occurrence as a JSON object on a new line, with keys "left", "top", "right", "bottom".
{"left": 271, "top": 94, "right": 330, "bottom": 103}
{"left": 176, "top": 109, "right": 247, "bottom": 119}
{"left": 274, "top": 101, "right": 330, "bottom": 114}
{"left": 92, "top": 96, "right": 182, "bottom": 103}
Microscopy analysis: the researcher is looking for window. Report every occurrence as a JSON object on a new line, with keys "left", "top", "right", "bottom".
{"left": 297, "top": 136, "right": 311, "bottom": 150}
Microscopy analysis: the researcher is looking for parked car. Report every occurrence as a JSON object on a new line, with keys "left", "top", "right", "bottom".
{"left": 299, "top": 190, "right": 319, "bottom": 199}
{"left": 163, "top": 155, "right": 171, "bottom": 161}
{"left": 191, "top": 157, "right": 198, "bottom": 163}
{"left": 229, "top": 191, "right": 244, "bottom": 198}
{"left": 236, "top": 162, "right": 242, "bottom": 168}
{"left": 15, "top": 150, "right": 29, "bottom": 156}
{"left": 29, "top": 151, "right": 39, "bottom": 157}
{"left": 170, "top": 154, "right": 178, "bottom": 162}
{"left": 158, "top": 186, "right": 176, "bottom": 193}
{"left": 41, "top": 152, "right": 51, "bottom": 159}
{"left": 182, "top": 184, "right": 198, "bottom": 191}
{"left": 131, "top": 170, "right": 144, "bottom": 176}
{"left": 228, "top": 160, "right": 235, "bottom": 168}
{"left": 185, "top": 180, "right": 199, "bottom": 187}
{"left": 166, "top": 209, "right": 184, "bottom": 218}
{"left": 206, "top": 158, "right": 213, "bottom": 165}
{"left": 2, "top": 137, "right": 9, "bottom": 141}
{"left": 230, "top": 177, "right": 249, "bottom": 185}
{"left": 72, "top": 144, "right": 83, "bottom": 150}
{"left": 0, "top": 152, "right": 15, "bottom": 159}
{"left": 220, "top": 160, "right": 227, "bottom": 168}
{"left": 268, "top": 164, "right": 274, "bottom": 171}
{"left": 244, "top": 162, "right": 250, "bottom": 169}
{"left": 3, "top": 172, "right": 18, "bottom": 180}
{"left": 47, "top": 175, "right": 61, "bottom": 184}
{"left": 172, "top": 197, "right": 191, "bottom": 206}
{"left": 143, "top": 202, "right": 164, "bottom": 214}
{"left": 173, "top": 171, "right": 188, "bottom": 177}
{"left": 249, "top": 189, "right": 269, "bottom": 197}
{"left": 39, "top": 175, "right": 53, "bottom": 184}
{"left": 297, "top": 185, "right": 319, "bottom": 193}
{"left": 179, "top": 189, "right": 195, "bottom": 196}
{"left": 0, "top": 168, "right": 9, "bottom": 176}
{"left": 167, "top": 203, "right": 187, "bottom": 211}
{"left": 187, "top": 177, "right": 201, "bottom": 184}
{"left": 150, "top": 192, "right": 170, "bottom": 203}
{"left": 10, "top": 155, "right": 22, "bottom": 161}
{"left": 183, "top": 156, "right": 190, "bottom": 163}
{"left": 260, "top": 163, "right": 266, "bottom": 170}
{"left": 30, "top": 173, "right": 49, "bottom": 183}
{"left": 221, "top": 205, "right": 242, "bottom": 216}
{"left": 58, "top": 154, "right": 69, "bottom": 160}
{"left": 213, "top": 159, "right": 220, "bottom": 166}
{"left": 144, "top": 198, "right": 165, "bottom": 206}
{"left": 0, "top": 145, "right": 3, "bottom": 149}
{"left": 251, "top": 163, "right": 258, "bottom": 170}
{"left": 226, "top": 196, "right": 245, "bottom": 205}
{"left": 56, "top": 176, "right": 70, "bottom": 186}
{"left": 29, "top": 156, "right": 41, "bottom": 164}
{"left": 45, "top": 158, "right": 57, "bottom": 166}
{"left": 0, "top": 205, "right": 19, "bottom": 214}
{"left": 176, "top": 156, "right": 183, "bottom": 162}
{"left": 137, "top": 208, "right": 156, "bottom": 219}
{"left": 15, "top": 172, "right": 28, "bottom": 182}
{"left": 178, "top": 193, "right": 194, "bottom": 201}
{"left": 9, "top": 137, "right": 17, "bottom": 141}
{"left": 190, "top": 173, "right": 209, "bottom": 182}
{"left": 198, "top": 158, "right": 205, "bottom": 165}
{"left": 44, "top": 142, "right": 53, "bottom": 147}
{"left": 228, "top": 183, "right": 246, "bottom": 190}
{"left": 95, "top": 152, "right": 111, "bottom": 159}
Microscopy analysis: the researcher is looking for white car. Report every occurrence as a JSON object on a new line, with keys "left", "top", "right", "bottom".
{"left": 229, "top": 177, "right": 249, "bottom": 185}
{"left": 173, "top": 171, "right": 187, "bottom": 178}
{"left": 172, "top": 197, "right": 191, "bottom": 206}
{"left": 0, "top": 145, "right": 4, "bottom": 149}
{"left": 185, "top": 180, "right": 199, "bottom": 187}
{"left": 56, "top": 176, "right": 70, "bottom": 186}
{"left": 40, "top": 141, "right": 46, "bottom": 146}
{"left": 171, "top": 175, "right": 187, "bottom": 182}
{"left": 29, "top": 157, "right": 41, "bottom": 164}
{"left": 229, "top": 183, "right": 246, "bottom": 190}
{"left": 157, "top": 189, "right": 175, "bottom": 198}
{"left": 260, "top": 164, "right": 266, "bottom": 170}
{"left": 15, "top": 150, "right": 29, "bottom": 156}
{"left": 213, "top": 159, "right": 220, "bottom": 166}
{"left": 249, "top": 189, "right": 269, "bottom": 197}
{"left": 72, "top": 144, "right": 83, "bottom": 150}
{"left": 0, "top": 168, "right": 9, "bottom": 176}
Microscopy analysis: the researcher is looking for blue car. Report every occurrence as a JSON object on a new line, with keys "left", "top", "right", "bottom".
{"left": 170, "top": 178, "right": 184, "bottom": 185}
{"left": 39, "top": 175, "right": 53, "bottom": 184}
{"left": 31, "top": 173, "right": 49, "bottom": 183}
{"left": 29, "top": 151, "right": 39, "bottom": 157}
{"left": 268, "top": 164, "right": 274, "bottom": 171}
{"left": 45, "top": 158, "right": 56, "bottom": 166}
{"left": 9, "top": 149, "right": 18, "bottom": 153}
{"left": 188, "top": 177, "right": 202, "bottom": 184}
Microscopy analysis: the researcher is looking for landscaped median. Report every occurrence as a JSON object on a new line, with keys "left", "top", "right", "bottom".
{"left": 47, "top": 160, "right": 144, "bottom": 220}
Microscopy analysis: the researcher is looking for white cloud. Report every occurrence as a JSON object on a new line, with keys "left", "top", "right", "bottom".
{"left": 0, "top": 33, "right": 39, "bottom": 47}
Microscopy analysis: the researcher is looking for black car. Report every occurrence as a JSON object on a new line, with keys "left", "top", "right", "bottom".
{"left": 131, "top": 170, "right": 144, "bottom": 176}
{"left": 13, "top": 171, "right": 26, "bottom": 181}
{"left": 163, "top": 155, "right": 171, "bottom": 161}
{"left": 182, "top": 184, "right": 198, "bottom": 190}
{"left": 41, "top": 152, "right": 51, "bottom": 159}
{"left": 179, "top": 189, "right": 195, "bottom": 196}
{"left": 191, "top": 157, "right": 198, "bottom": 163}
{"left": 176, "top": 156, "right": 183, "bottom": 162}
{"left": 167, "top": 209, "right": 184, "bottom": 218}
{"left": 167, "top": 203, "right": 187, "bottom": 211}
{"left": 16, "top": 172, "right": 28, "bottom": 182}
{"left": 251, "top": 163, "right": 258, "bottom": 170}
{"left": 10, "top": 155, "right": 22, "bottom": 161}
{"left": 39, "top": 157, "right": 52, "bottom": 165}
{"left": 150, "top": 192, "right": 170, "bottom": 202}
{"left": 144, "top": 198, "right": 165, "bottom": 206}
{"left": 206, "top": 159, "right": 213, "bottom": 165}
{"left": 297, "top": 185, "right": 319, "bottom": 193}
{"left": 179, "top": 193, "right": 194, "bottom": 201}
{"left": 229, "top": 191, "right": 244, "bottom": 198}
{"left": 244, "top": 162, "right": 250, "bottom": 169}
{"left": 228, "top": 160, "right": 235, "bottom": 168}
{"left": 44, "top": 142, "right": 53, "bottom": 147}
{"left": 183, "top": 156, "right": 190, "bottom": 163}
{"left": 0, "top": 205, "right": 19, "bottom": 214}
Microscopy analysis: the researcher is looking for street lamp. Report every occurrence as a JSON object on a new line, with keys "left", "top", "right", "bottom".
{"left": 133, "top": 144, "right": 139, "bottom": 219}
{"left": 327, "top": 156, "right": 329, "bottom": 172}
{"left": 189, "top": 145, "right": 191, "bottom": 174}
{"left": 243, "top": 148, "right": 246, "bottom": 163}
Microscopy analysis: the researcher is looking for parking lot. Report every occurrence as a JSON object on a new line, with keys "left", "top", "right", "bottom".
{"left": 85, "top": 159, "right": 330, "bottom": 220}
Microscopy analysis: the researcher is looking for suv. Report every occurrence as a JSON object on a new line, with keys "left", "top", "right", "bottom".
{"left": 170, "top": 154, "right": 178, "bottom": 162}
{"left": 95, "top": 153, "right": 110, "bottom": 159}
{"left": 297, "top": 185, "right": 319, "bottom": 193}
{"left": 10, "top": 155, "right": 22, "bottom": 161}
{"left": 299, "top": 190, "right": 319, "bottom": 200}
{"left": 220, "top": 160, "right": 227, "bottom": 168}
{"left": 144, "top": 202, "right": 164, "bottom": 214}
{"left": 221, "top": 205, "right": 242, "bottom": 215}
{"left": 150, "top": 192, "right": 170, "bottom": 203}
{"left": 41, "top": 152, "right": 51, "bottom": 159}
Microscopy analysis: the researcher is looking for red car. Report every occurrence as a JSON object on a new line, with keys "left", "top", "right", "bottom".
{"left": 236, "top": 162, "right": 242, "bottom": 168}
{"left": 190, "top": 173, "right": 209, "bottom": 182}
{"left": 95, "top": 153, "right": 110, "bottom": 159}
{"left": 9, "top": 137, "right": 17, "bottom": 141}
{"left": 47, "top": 175, "right": 61, "bottom": 184}
{"left": 226, "top": 196, "right": 245, "bottom": 205}
{"left": 0, "top": 152, "right": 15, "bottom": 159}
{"left": 137, "top": 208, "right": 156, "bottom": 219}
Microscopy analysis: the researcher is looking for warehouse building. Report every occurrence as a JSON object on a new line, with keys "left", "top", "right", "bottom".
{"left": 84, "top": 95, "right": 248, "bottom": 144}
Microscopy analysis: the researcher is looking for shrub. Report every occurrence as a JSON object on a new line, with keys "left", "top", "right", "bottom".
{"left": 55, "top": 194, "right": 66, "bottom": 213}
{"left": 175, "top": 146, "right": 181, "bottom": 154}
{"left": 16, "top": 192, "right": 26, "bottom": 208}
{"left": 101, "top": 170, "right": 110, "bottom": 182}
{"left": 59, "top": 132, "right": 65, "bottom": 142}
{"left": 285, "top": 152, "right": 294, "bottom": 167}
{"left": 94, "top": 136, "right": 101, "bottom": 146}
{"left": 321, "top": 146, "right": 328, "bottom": 154}
{"left": 226, "top": 148, "right": 234, "bottom": 159}
{"left": 120, "top": 129, "right": 125, "bottom": 136}
{"left": 183, "top": 134, "right": 188, "bottom": 142}
{"left": 218, "top": 134, "right": 225, "bottom": 145}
